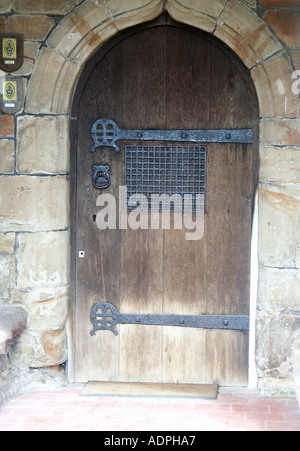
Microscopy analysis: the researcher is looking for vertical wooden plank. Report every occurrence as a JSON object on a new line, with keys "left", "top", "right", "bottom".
{"left": 121, "top": 27, "right": 166, "bottom": 130}
{"left": 206, "top": 143, "right": 252, "bottom": 315}
{"left": 165, "top": 27, "right": 211, "bottom": 129}
{"left": 204, "top": 142, "right": 254, "bottom": 385}
{"left": 203, "top": 43, "right": 258, "bottom": 385}
{"left": 205, "top": 330, "right": 249, "bottom": 386}
{"left": 119, "top": 27, "right": 166, "bottom": 381}
{"left": 162, "top": 328, "right": 207, "bottom": 383}
{"left": 161, "top": 27, "right": 210, "bottom": 383}
{"left": 74, "top": 44, "right": 124, "bottom": 381}
{"left": 119, "top": 227, "right": 164, "bottom": 381}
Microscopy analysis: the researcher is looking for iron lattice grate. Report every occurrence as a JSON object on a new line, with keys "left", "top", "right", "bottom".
{"left": 125, "top": 145, "right": 207, "bottom": 211}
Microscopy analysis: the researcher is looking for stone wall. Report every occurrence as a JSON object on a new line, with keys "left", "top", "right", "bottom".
{"left": 0, "top": 0, "right": 299, "bottom": 394}
{"left": 254, "top": 0, "right": 300, "bottom": 393}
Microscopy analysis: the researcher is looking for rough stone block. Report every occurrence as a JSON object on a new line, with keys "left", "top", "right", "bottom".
{"left": 290, "top": 50, "right": 300, "bottom": 70}
{"left": 105, "top": 0, "right": 163, "bottom": 30}
{"left": 21, "top": 327, "right": 67, "bottom": 368}
{"left": 265, "top": 10, "right": 300, "bottom": 48}
{"left": 13, "top": 41, "right": 41, "bottom": 77}
{"left": 214, "top": 0, "right": 282, "bottom": 68}
{"left": 0, "top": 140, "right": 14, "bottom": 174}
{"left": 258, "top": 183, "right": 300, "bottom": 268}
{"left": 17, "top": 116, "right": 69, "bottom": 174}
{"left": 0, "top": 0, "right": 11, "bottom": 13}
{"left": 260, "top": 118, "right": 300, "bottom": 146}
{"left": 0, "top": 305, "right": 27, "bottom": 355}
{"left": 258, "top": 265, "right": 300, "bottom": 312}
{"left": 69, "top": 20, "right": 118, "bottom": 67}
{"left": 259, "top": 146, "right": 300, "bottom": 184}
{"left": 26, "top": 47, "right": 81, "bottom": 114}
{"left": 251, "top": 51, "right": 299, "bottom": 117}
{"left": 12, "top": 0, "right": 81, "bottom": 14}
{"left": 47, "top": 2, "right": 108, "bottom": 58}
{"left": 26, "top": 292, "right": 68, "bottom": 332}
{"left": 0, "top": 116, "right": 15, "bottom": 138}
{"left": 256, "top": 310, "right": 295, "bottom": 377}
{"left": 0, "top": 255, "right": 15, "bottom": 301}
{"left": 296, "top": 378, "right": 300, "bottom": 408}
{"left": 243, "top": 0, "right": 257, "bottom": 7}
{"left": 0, "top": 233, "right": 15, "bottom": 254}
{"left": 0, "top": 175, "right": 69, "bottom": 232}
{"left": 17, "top": 231, "right": 69, "bottom": 290}
{"left": 6, "top": 14, "right": 55, "bottom": 41}
{"left": 292, "top": 330, "right": 300, "bottom": 408}
{"left": 25, "top": 47, "right": 64, "bottom": 113}
{"left": 13, "top": 285, "right": 67, "bottom": 306}
{"left": 47, "top": 1, "right": 116, "bottom": 66}
{"left": 258, "top": 376, "right": 295, "bottom": 396}
{"left": 167, "top": 0, "right": 221, "bottom": 33}
{"left": 167, "top": 0, "right": 226, "bottom": 19}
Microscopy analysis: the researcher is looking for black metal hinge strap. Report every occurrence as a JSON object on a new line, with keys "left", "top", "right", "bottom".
{"left": 90, "top": 118, "right": 253, "bottom": 153}
{"left": 90, "top": 302, "right": 249, "bottom": 336}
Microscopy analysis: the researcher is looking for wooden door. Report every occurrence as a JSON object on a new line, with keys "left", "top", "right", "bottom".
{"left": 71, "top": 17, "right": 258, "bottom": 386}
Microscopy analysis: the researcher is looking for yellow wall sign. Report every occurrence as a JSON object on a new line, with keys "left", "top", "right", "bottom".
{"left": 0, "top": 35, "right": 24, "bottom": 73}
{"left": 2, "top": 38, "right": 17, "bottom": 61}
{"left": 3, "top": 80, "right": 17, "bottom": 102}
{"left": 0, "top": 78, "right": 23, "bottom": 113}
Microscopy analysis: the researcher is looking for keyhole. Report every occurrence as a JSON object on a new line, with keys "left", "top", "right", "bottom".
{"left": 92, "top": 214, "right": 97, "bottom": 222}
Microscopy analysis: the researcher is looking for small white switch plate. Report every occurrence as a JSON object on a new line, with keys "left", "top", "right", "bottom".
{"left": 78, "top": 251, "right": 85, "bottom": 258}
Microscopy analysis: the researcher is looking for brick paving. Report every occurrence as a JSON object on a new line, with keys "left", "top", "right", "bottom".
{"left": 0, "top": 385, "right": 299, "bottom": 431}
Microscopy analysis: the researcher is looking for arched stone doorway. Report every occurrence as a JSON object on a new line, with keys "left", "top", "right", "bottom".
{"left": 23, "top": 0, "right": 298, "bottom": 391}
{"left": 70, "top": 14, "right": 259, "bottom": 386}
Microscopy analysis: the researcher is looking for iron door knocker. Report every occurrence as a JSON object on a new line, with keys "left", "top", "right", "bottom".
{"left": 92, "top": 164, "right": 111, "bottom": 189}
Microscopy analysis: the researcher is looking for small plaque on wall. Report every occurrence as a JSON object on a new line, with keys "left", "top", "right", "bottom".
{"left": 0, "top": 34, "right": 24, "bottom": 73}
{"left": 0, "top": 77, "right": 24, "bottom": 114}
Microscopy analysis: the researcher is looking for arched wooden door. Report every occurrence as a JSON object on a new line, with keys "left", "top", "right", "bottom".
{"left": 71, "top": 16, "right": 258, "bottom": 386}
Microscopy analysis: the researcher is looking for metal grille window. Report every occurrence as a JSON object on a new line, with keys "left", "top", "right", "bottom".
{"left": 125, "top": 145, "right": 207, "bottom": 211}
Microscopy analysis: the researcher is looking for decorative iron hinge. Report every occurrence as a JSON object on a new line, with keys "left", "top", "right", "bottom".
{"left": 90, "top": 118, "right": 253, "bottom": 153}
{"left": 90, "top": 302, "right": 249, "bottom": 336}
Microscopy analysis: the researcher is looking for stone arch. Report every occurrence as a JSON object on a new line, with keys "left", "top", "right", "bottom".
{"left": 26, "top": 0, "right": 298, "bottom": 119}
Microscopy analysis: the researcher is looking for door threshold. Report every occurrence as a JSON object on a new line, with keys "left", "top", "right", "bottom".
{"left": 80, "top": 381, "right": 218, "bottom": 399}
